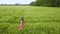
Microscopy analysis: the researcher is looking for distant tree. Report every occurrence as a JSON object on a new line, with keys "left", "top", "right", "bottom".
{"left": 15, "top": 3, "right": 20, "bottom": 6}
{"left": 30, "top": 2, "right": 36, "bottom": 6}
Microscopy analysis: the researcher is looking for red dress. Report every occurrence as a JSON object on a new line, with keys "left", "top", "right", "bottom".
{"left": 20, "top": 20, "right": 24, "bottom": 28}
{"left": 18, "top": 20, "right": 24, "bottom": 30}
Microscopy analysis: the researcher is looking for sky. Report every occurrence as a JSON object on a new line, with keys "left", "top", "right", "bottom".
{"left": 0, "top": 0, "right": 36, "bottom": 4}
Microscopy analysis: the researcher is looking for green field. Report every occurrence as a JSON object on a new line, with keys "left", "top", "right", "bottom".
{"left": 0, "top": 6, "right": 60, "bottom": 34}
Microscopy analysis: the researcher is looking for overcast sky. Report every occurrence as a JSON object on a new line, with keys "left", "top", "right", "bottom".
{"left": 0, "top": 0, "right": 36, "bottom": 4}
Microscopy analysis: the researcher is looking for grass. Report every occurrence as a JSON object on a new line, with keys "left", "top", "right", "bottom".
{"left": 0, "top": 6, "right": 60, "bottom": 34}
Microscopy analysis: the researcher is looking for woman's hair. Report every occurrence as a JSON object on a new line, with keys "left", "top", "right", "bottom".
{"left": 21, "top": 16, "right": 24, "bottom": 21}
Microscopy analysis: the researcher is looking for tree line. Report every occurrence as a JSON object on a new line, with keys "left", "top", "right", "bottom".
{"left": 30, "top": 0, "right": 60, "bottom": 7}
{"left": 0, "top": 3, "right": 29, "bottom": 6}
{"left": 0, "top": 0, "right": 60, "bottom": 7}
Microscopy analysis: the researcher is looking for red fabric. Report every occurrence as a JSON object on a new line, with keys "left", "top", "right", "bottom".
{"left": 18, "top": 20, "right": 24, "bottom": 30}
{"left": 20, "top": 21, "right": 24, "bottom": 28}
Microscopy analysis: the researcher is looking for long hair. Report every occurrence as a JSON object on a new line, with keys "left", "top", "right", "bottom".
{"left": 21, "top": 16, "right": 24, "bottom": 22}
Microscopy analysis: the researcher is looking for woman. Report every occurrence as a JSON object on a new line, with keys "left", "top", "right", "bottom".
{"left": 18, "top": 17, "right": 25, "bottom": 30}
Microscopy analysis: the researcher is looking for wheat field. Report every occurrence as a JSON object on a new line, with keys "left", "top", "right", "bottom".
{"left": 0, "top": 6, "right": 60, "bottom": 34}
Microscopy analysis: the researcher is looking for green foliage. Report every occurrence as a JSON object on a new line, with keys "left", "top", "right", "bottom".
{"left": 0, "top": 6, "right": 60, "bottom": 34}
{"left": 30, "top": 2, "right": 36, "bottom": 6}
{"left": 30, "top": 0, "right": 60, "bottom": 7}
